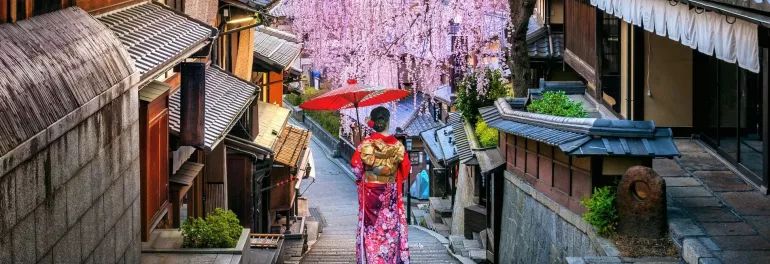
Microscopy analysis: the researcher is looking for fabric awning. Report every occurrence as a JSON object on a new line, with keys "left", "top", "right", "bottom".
{"left": 590, "top": 0, "right": 760, "bottom": 73}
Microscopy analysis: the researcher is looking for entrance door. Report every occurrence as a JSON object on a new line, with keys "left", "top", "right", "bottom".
{"left": 694, "top": 52, "right": 765, "bottom": 186}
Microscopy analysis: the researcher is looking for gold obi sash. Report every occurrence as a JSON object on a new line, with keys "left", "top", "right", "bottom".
{"left": 359, "top": 138, "right": 406, "bottom": 184}
{"left": 364, "top": 171, "right": 395, "bottom": 183}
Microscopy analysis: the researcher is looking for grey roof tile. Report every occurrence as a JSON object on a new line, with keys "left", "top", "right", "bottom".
{"left": 449, "top": 113, "right": 473, "bottom": 163}
{"left": 0, "top": 7, "right": 137, "bottom": 157}
{"left": 254, "top": 26, "right": 302, "bottom": 70}
{"left": 481, "top": 100, "right": 680, "bottom": 158}
{"left": 97, "top": 2, "right": 215, "bottom": 78}
{"left": 421, "top": 125, "right": 457, "bottom": 165}
{"left": 169, "top": 66, "right": 258, "bottom": 151}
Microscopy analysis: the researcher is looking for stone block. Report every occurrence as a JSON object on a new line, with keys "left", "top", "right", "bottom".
{"left": 118, "top": 131, "right": 132, "bottom": 174}
{"left": 123, "top": 158, "right": 140, "bottom": 208}
{"left": 744, "top": 215, "right": 770, "bottom": 238}
{"left": 131, "top": 197, "right": 141, "bottom": 243}
{"left": 718, "top": 192, "right": 770, "bottom": 216}
{"left": 690, "top": 207, "right": 741, "bottom": 223}
{"left": 32, "top": 150, "right": 49, "bottom": 205}
{"left": 14, "top": 163, "right": 36, "bottom": 221}
{"left": 701, "top": 222, "right": 757, "bottom": 236}
{"left": 674, "top": 140, "right": 707, "bottom": 153}
{"left": 35, "top": 189, "right": 67, "bottom": 258}
{"left": 694, "top": 171, "right": 753, "bottom": 192}
{"left": 103, "top": 179, "right": 125, "bottom": 230}
{"left": 617, "top": 166, "right": 667, "bottom": 238}
{"left": 93, "top": 150, "right": 114, "bottom": 201}
{"left": 39, "top": 251, "right": 52, "bottom": 264}
{"left": 109, "top": 136, "right": 122, "bottom": 182}
{"left": 49, "top": 132, "right": 80, "bottom": 191}
{"left": 667, "top": 187, "right": 713, "bottom": 198}
{"left": 66, "top": 163, "right": 93, "bottom": 226}
{"left": 115, "top": 209, "right": 132, "bottom": 259}
{"left": 123, "top": 235, "right": 140, "bottom": 264}
{"left": 698, "top": 257, "right": 722, "bottom": 264}
{"left": 54, "top": 226, "right": 82, "bottom": 264}
{"left": 0, "top": 172, "right": 16, "bottom": 234}
{"left": 677, "top": 152, "right": 728, "bottom": 171}
{"left": 93, "top": 227, "right": 116, "bottom": 264}
{"left": 0, "top": 234, "right": 11, "bottom": 263}
{"left": 711, "top": 235, "right": 770, "bottom": 251}
{"left": 653, "top": 158, "right": 687, "bottom": 177}
{"left": 12, "top": 214, "right": 36, "bottom": 263}
{"left": 669, "top": 218, "right": 705, "bottom": 241}
{"left": 683, "top": 238, "right": 712, "bottom": 264}
{"left": 80, "top": 201, "right": 103, "bottom": 258}
{"left": 79, "top": 117, "right": 99, "bottom": 168}
{"left": 663, "top": 177, "right": 701, "bottom": 187}
{"left": 674, "top": 197, "right": 722, "bottom": 208}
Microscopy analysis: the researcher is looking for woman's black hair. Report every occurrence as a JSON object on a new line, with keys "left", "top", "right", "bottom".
{"left": 370, "top": 106, "right": 390, "bottom": 133}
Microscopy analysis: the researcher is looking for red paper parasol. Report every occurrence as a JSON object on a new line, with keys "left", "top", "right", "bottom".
{"left": 299, "top": 79, "right": 410, "bottom": 110}
{"left": 299, "top": 79, "right": 410, "bottom": 140}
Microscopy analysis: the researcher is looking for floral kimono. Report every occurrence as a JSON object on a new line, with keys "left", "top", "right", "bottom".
{"left": 351, "top": 132, "right": 411, "bottom": 264}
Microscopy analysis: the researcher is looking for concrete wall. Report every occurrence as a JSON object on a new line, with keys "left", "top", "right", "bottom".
{"left": 499, "top": 172, "right": 617, "bottom": 264}
{"left": 643, "top": 32, "right": 693, "bottom": 127}
{"left": 0, "top": 88, "right": 141, "bottom": 264}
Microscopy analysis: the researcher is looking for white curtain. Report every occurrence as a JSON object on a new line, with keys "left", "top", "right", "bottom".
{"left": 590, "top": 0, "right": 761, "bottom": 73}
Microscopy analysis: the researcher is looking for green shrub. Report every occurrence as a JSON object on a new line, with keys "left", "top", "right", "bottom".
{"left": 475, "top": 120, "right": 498, "bottom": 148}
{"left": 581, "top": 186, "right": 619, "bottom": 236}
{"left": 181, "top": 208, "right": 243, "bottom": 248}
{"left": 307, "top": 110, "right": 341, "bottom": 137}
{"left": 285, "top": 89, "right": 341, "bottom": 137}
{"left": 527, "top": 91, "right": 588, "bottom": 118}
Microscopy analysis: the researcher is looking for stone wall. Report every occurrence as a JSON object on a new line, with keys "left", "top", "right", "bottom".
{"left": 499, "top": 171, "right": 618, "bottom": 264}
{"left": 0, "top": 87, "right": 141, "bottom": 264}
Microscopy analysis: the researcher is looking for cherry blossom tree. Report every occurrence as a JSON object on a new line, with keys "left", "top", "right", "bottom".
{"left": 287, "top": 0, "right": 511, "bottom": 94}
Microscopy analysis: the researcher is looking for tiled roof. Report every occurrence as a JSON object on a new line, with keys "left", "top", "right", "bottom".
{"left": 403, "top": 112, "right": 443, "bottom": 137}
{"left": 0, "top": 7, "right": 137, "bottom": 158}
{"left": 474, "top": 148, "right": 505, "bottom": 175}
{"left": 432, "top": 84, "right": 454, "bottom": 104}
{"left": 254, "top": 101, "right": 290, "bottom": 149}
{"left": 254, "top": 26, "right": 302, "bottom": 71}
{"left": 420, "top": 125, "right": 457, "bottom": 165}
{"left": 273, "top": 125, "right": 311, "bottom": 168}
{"left": 481, "top": 98, "right": 680, "bottom": 157}
{"left": 97, "top": 2, "right": 216, "bottom": 79}
{"left": 269, "top": 0, "right": 292, "bottom": 18}
{"left": 528, "top": 29, "right": 564, "bottom": 59}
{"left": 169, "top": 66, "right": 258, "bottom": 151}
{"left": 235, "top": 0, "right": 272, "bottom": 8}
{"left": 449, "top": 113, "right": 474, "bottom": 163}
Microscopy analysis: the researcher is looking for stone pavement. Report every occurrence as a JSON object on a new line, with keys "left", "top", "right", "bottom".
{"left": 296, "top": 127, "right": 460, "bottom": 263}
{"left": 656, "top": 139, "right": 770, "bottom": 264}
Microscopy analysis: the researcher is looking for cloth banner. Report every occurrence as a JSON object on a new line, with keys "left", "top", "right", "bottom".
{"left": 593, "top": 0, "right": 760, "bottom": 73}
{"left": 409, "top": 170, "right": 430, "bottom": 200}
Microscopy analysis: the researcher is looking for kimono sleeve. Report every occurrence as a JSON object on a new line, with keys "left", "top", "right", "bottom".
{"left": 396, "top": 150, "right": 411, "bottom": 196}
{"left": 351, "top": 145, "right": 364, "bottom": 183}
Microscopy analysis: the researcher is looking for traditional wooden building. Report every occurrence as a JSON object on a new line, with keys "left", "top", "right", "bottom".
{"left": 564, "top": 0, "right": 770, "bottom": 191}
{"left": 0, "top": 7, "right": 141, "bottom": 263}
{"left": 94, "top": 1, "right": 221, "bottom": 240}
{"left": 253, "top": 26, "right": 303, "bottom": 106}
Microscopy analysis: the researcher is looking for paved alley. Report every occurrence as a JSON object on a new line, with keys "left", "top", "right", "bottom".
{"left": 297, "top": 133, "right": 460, "bottom": 264}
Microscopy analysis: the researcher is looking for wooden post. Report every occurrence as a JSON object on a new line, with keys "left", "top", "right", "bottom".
{"left": 180, "top": 62, "right": 206, "bottom": 147}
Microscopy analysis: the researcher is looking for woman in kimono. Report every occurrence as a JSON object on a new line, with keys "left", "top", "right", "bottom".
{"left": 351, "top": 106, "right": 411, "bottom": 263}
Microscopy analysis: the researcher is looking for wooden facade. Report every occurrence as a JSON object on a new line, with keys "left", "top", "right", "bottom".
{"left": 564, "top": 0, "right": 598, "bottom": 87}
{"left": 0, "top": 0, "right": 145, "bottom": 23}
{"left": 139, "top": 84, "right": 171, "bottom": 241}
{"left": 501, "top": 133, "right": 594, "bottom": 213}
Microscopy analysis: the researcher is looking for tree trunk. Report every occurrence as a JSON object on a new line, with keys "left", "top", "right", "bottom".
{"left": 508, "top": 0, "right": 536, "bottom": 97}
